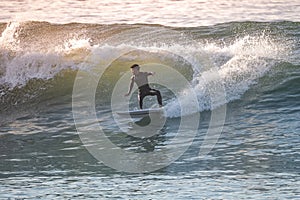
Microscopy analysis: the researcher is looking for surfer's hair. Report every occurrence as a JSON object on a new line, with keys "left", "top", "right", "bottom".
{"left": 130, "top": 64, "right": 140, "bottom": 69}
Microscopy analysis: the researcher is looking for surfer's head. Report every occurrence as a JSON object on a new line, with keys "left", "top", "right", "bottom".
{"left": 130, "top": 64, "right": 140, "bottom": 75}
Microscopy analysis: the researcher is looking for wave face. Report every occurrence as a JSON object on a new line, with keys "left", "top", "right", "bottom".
{"left": 0, "top": 21, "right": 299, "bottom": 121}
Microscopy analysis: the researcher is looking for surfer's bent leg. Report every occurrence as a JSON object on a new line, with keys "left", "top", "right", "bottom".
{"left": 138, "top": 85, "right": 163, "bottom": 109}
{"left": 138, "top": 85, "right": 150, "bottom": 109}
{"left": 149, "top": 89, "right": 163, "bottom": 107}
{"left": 138, "top": 92, "right": 146, "bottom": 109}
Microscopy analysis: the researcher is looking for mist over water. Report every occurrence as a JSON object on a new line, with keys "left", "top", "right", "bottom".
{"left": 0, "top": 1, "right": 300, "bottom": 199}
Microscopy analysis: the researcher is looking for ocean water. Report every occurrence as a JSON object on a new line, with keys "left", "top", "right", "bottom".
{"left": 0, "top": 0, "right": 300, "bottom": 199}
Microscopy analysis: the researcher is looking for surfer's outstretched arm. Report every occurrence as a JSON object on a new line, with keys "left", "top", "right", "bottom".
{"left": 147, "top": 72, "right": 155, "bottom": 76}
{"left": 125, "top": 76, "right": 134, "bottom": 96}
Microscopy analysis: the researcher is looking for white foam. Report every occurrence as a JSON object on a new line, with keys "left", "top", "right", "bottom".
{"left": 0, "top": 22, "right": 21, "bottom": 51}
{"left": 164, "top": 35, "right": 288, "bottom": 117}
{"left": 0, "top": 34, "right": 94, "bottom": 87}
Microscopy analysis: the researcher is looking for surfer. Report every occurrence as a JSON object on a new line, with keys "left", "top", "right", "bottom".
{"left": 125, "top": 64, "right": 163, "bottom": 109}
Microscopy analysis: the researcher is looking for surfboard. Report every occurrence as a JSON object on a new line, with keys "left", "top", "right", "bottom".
{"left": 116, "top": 108, "right": 164, "bottom": 118}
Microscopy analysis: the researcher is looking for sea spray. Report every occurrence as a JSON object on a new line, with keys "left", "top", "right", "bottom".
{"left": 164, "top": 34, "right": 288, "bottom": 117}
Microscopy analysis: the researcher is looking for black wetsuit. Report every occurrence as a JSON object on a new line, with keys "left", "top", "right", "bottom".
{"left": 132, "top": 72, "right": 162, "bottom": 109}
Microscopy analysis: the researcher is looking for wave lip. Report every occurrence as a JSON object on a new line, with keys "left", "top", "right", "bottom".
{"left": 0, "top": 21, "right": 297, "bottom": 119}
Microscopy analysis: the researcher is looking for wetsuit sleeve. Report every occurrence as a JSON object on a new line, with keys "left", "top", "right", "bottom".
{"left": 146, "top": 72, "right": 154, "bottom": 76}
